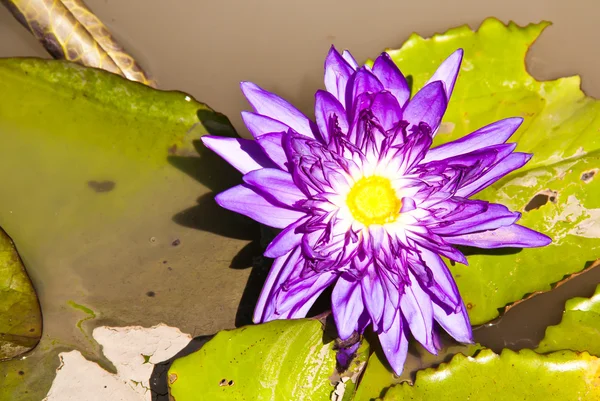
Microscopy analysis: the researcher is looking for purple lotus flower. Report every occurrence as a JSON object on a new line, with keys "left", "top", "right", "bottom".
{"left": 201, "top": 47, "right": 551, "bottom": 375}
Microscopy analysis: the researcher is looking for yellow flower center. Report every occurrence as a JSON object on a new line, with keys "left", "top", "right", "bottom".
{"left": 346, "top": 176, "right": 402, "bottom": 226}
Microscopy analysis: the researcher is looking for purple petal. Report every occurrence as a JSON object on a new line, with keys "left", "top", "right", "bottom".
{"left": 425, "top": 49, "right": 463, "bottom": 101}
{"left": 241, "top": 111, "right": 290, "bottom": 139}
{"left": 372, "top": 52, "right": 410, "bottom": 108}
{"left": 444, "top": 224, "right": 552, "bottom": 248}
{"left": 241, "top": 82, "right": 315, "bottom": 138}
{"left": 314, "top": 90, "right": 349, "bottom": 143}
{"left": 256, "top": 132, "right": 288, "bottom": 171}
{"left": 254, "top": 247, "right": 301, "bottom": 322}
{"left": 264, "top": 217, "right": 307, "bottom": 258}
{"left": 332, "top": 274, "right": 364, "bottom": 339}
{"left": 361, "top": 263, "right": 385, "bottom": 330}
{"left": 423, "top": 118, "right": 523, "bottom": 163}
{"left": 215, "top": 184, "right": 305, "bottom": 229}
{"left": 456, "top": 153, "right": 532, "bottom": 197}
{"left": 408, "top": 229, "right": 468, "bottom": 265}
{"left": 243, "top": 168, "right": 306, "bottom": 208}
{"left": 346, "top": 67, "right": 384, "bottom": 114}
{"left": 434, "top": 203, "right": 520, "bottom": 236}
{"left": 403, "top": 81, "right": 447, "bottom": 132}
{"left": 201, "top": 136, "right": 275, "bottom": 174}
{"left": 378, "top": 311, "right": 409, "bottom": 376}
{"left": 342, "top": 50, "right": 359, "bottom": 69}
{"left": 273, "top": 271, "right": 337, "bottom": 318}
{"left": 412, "top": 246, "right": 460, "bottom": 310}
{"left": 433, "top": 301, "right": 473, "bottom": 343}
{"left": 400, "top": 271, "right": 437, "bottom": 354}
{"left": 324, "top": 46, "right": 355, "bottom": 107}
{"left": 370, "top": 91, "right": 402, "bottom": 132}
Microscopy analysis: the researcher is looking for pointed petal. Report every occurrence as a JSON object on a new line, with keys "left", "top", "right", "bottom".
{"left": 315, "top": 90, "right": 349, "bottom": 143}
{"left": 433, "top": 301, "right": 473, "bottom": 343}
{"left": 347, "top": 67, "right": 384, "bottom": 114}
{"left": 342, "top": 50, "right": 359, "bottom": 69}
{"left": 361, "top": 263, "right": 385, "bottom": 330}
{"left": 456, "top": 152, "right": 532, "bottom": 197}
{"left": 273, "top": 271, "right": 337, "bottom": 318}
{"left": 254, "top": 247, "right": 301, "bottom": 322}
{"left": 413, "top": 246, "right": 460, "bottom": 309}
{"left": 370, "top": 91, "right": 402, "bottom": 132}
{"left": 400, "top": 271, "right": 436, "bottom": 354}
{"left": 241, "top": 111, "right": 290, "bottom": 139}
{"left": 241, "top": 82, "right": 315, "bottom": 138}
{"left": 215, "top": 184, "right": 305, "bottom": 229}
{"left": 201, "top": 136, "right": 275, "bottom": 174}
{"left": 324, "top": 46, "right": 355, "bottom": 107}
{"left": 434, "top": 203, "right": 520, "bottom": 236}
{"left": 332, "top": 274, "right": 365, "bottom": 339}
{"left": 372, "top": 52, "right": 410, "bottom": 107}
{"left": 423, "top": 118, "right": 523, "bottom": 163}
{"left": 243, "top": 168, "right": 305, "bottom": 208}
{"left": 378, "top": 312, "right": 409, "bottom": 375}
{"left": 403, "top": 81, "right": 447, "bottom": 132}
{"left": 425, "top": 49, "right": 463, "bottom": 101}
{"left": 256, "top": 132, "right": 288, "bottom": 170}
{"left": 445, "top": 224, "right": 552, "bottom": 248}
{"left": 264, "top": 217, "right": 307, "bottom": 258}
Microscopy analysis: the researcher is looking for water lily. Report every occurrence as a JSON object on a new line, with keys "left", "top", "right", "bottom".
{"left": 201, "top": 47, "right": 551, "bottom": 375}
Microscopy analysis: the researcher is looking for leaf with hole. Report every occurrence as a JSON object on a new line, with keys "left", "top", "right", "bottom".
{"left": 383, "top": 18, "right": 600, "bottom": 325}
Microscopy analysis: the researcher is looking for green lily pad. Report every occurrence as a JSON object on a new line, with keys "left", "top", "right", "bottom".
{"left": 385, "top": 18, "right": 600, "bottom": 325}
{"left": 379, "top": 349, "right": 600, "bottom": 401}
{"left": 0, "top": 58, "right": 249, "bottom": 400}
{"left": 353, "top": 339, "right": 482, "bottom": 401}
{"left": 537, "top": 284, "right": 600, "bottom": 355}
{"left": 168, "top": 318, "right": 369, "bottom": 401}
{"left": 0, "top": 227, "right": 41, "bottom": 359}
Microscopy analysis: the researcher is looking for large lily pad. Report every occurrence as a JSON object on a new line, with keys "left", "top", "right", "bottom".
{"left": 168, "top": 318, "right": 369, "bottom": 401}
{"left": 385, "top": 18, "right": 600, "bottom": 324}
{"left": 0, "top": 58, "right": 253, "bottom": 400}
{"left": 0, "top": 227, "right": 41, "bottom": 359}
{"left": 379, "top": 349, "right": 600, "bottom": 401}
{"left": 537, "top": 284, "right": 600, "bottom": 355}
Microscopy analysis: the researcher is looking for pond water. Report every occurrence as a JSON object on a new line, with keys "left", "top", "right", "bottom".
{"left": 0, "top": 1, "right": 600, "bottom": 400}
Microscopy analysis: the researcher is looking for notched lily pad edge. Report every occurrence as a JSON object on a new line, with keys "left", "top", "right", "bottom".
{"left": 500, "top": 259, "right": 600, "bottom": 317}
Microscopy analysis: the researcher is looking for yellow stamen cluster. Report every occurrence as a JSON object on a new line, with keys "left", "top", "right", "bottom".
{"left": 346, "top": 176, "right": 401, "bottom": 226}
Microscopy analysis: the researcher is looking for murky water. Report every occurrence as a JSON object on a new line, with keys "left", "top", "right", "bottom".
{"left": 0, "top": 1, "right": 600, "bottom": 399}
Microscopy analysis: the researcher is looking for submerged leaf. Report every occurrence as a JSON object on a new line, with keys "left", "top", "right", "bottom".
{"left": 380, "top": 349, "right": 600, "bottom": 401}
{"left": 537, "top": 284, "right": 600, "bottom": 356}
{"left": 385, "top": 18, "right": 600, "bottom": 325}
{"left": 3, "top": 0, "right": 156, "bottom": 86}
{"left": 0, "top": 227, "right": 41, "bottom": 360}
{"left": 0, "top": 58, "right": 242, "bottom": 400}
{"left": 168, "top": 318, "right": 369, "bottom": 401}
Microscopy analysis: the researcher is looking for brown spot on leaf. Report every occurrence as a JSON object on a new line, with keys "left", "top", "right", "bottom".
{"left": 168, "top": 144, "right": 178, "bottom": 155}
{"left": 87, "top": 180, "right": 116, "bottom": 193}
{"left": 524, "top": 190, "right": 558, "bottom": 212}
{"left": 467, "top": 303, "right": 473, "bottom": 310}
{"left": 581, "top": 168, "right": 598, "bottom": 183}
{"left": 172, "top": 239, "right": 181, "bottom": 247}
{"left": 168, "top": 373, "right": 178, "bottom": 384}
{"left": 146, "top": 291, "right": 155, "bottom": 297}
